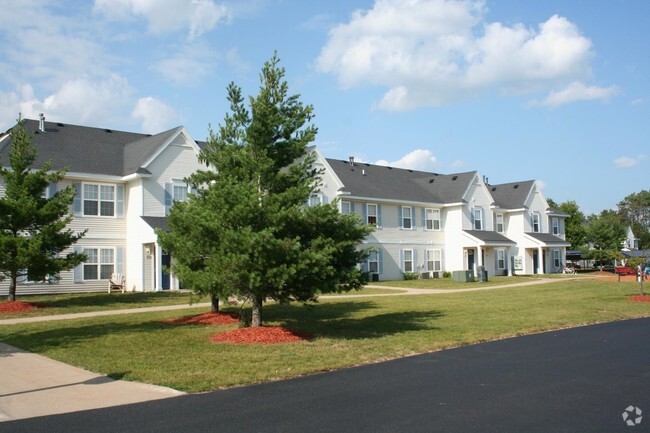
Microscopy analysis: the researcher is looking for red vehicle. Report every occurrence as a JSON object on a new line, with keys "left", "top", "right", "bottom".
{"left": 615, "top": 266, "right": 636, "bottom": 276}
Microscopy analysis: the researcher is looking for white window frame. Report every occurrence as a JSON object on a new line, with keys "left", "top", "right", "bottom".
{"left": 426, "top": 249, "right": 442, "bottom": 272}
{"left": 82, "top": 183, "right": 116, "bottom": 217}
{"left": 402, "top": 206, "right": 413, "bottom": 229}
{"left": 425, "top": 208, "right": 441, "bottom": 231}
{"left": 496, "top": 213, "right": 504, "bottom": 233}
{"left": 367, "top": 203, "right": 378, "bottom": 225}
{"left": 82, "top": 247, "right": 115, "bottom": 281}
{"left": 532, "top": 212, "right": 541, "bottom": 233}
{"left": 403, "top": 249, "right": 414, "bottom": 273}
{"left": 473, "top": 208, "right": 483, "bottom": 230}
{"left": 496, "top": 249, "right": 506, "bottom": 270}
{"left": 341, "top": 200, "right": 351, "bottom": 215}
{"left": 552, "top": 249, "right": 561, "bottom": 270}
{"left": 552, "top": 217, "right": 559, "bottom": 235}
{"left": 368, "top": 251, "right": 379, "bottom": 274}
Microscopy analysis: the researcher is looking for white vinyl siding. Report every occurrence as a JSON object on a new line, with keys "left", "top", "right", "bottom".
{"left": 341, "top": 201, "right": 351, "bottom": 215}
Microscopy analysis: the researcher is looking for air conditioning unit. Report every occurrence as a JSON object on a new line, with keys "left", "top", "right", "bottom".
{"left": 421, "top": 271, "right": 433, "bottom": 279}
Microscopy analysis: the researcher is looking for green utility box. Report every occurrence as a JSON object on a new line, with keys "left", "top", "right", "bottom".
{"left": 452, "top": 270, "right": 474, "bottom": 283}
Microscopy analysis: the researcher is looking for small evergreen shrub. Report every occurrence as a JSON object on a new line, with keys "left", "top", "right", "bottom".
{"left": 403, "top": 272, "right": 419, "bottom": 280}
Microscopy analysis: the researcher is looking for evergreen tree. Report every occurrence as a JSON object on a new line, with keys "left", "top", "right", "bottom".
{"left": 556, "top": 200, "right": 587, "bottom": 249}
{"left": 0, "top": 117, "right": 86, "bottom": 301}
{"left": 158, "top": 54, "right": 372, "bottom": 326}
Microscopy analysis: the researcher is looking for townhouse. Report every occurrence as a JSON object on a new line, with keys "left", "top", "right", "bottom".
{"left": 0, "top": 118, "right": 569, "bottom": 294}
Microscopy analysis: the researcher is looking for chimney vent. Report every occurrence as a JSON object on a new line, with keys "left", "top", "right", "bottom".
{"left": 38, "top": 113, "right": 45, "bottom": 132}
{"left": 348, "top": 156, "right": 355, "bottom": 166}
{"left": 362, "top": 169, "right": 366, "bottom": 176}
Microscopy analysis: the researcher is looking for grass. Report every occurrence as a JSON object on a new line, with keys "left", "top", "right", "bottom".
{"left": 0, "top": 278, "right": 648, "bottom": 392}
{"left": 1, "top": 291, "right": 208, "bottom": 317}
{"left": 371, "top": 274, "right": 570, "bottom": 289}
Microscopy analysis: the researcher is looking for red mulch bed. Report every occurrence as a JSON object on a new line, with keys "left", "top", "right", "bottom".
{"left": 0, "top": 301, "right": 42, "bottom": 314}
{"left": 628, "top": 295, "right": 650, "bottom": 303}
{"left": 210, "top": 326, "right": 312, "bottom": 345}
{"left": 162, "top": 311, "right": 240, "bottom": 325}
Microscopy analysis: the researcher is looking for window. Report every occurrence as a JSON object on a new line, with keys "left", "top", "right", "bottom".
{"left": 402, "top": 206, "right": 412, "bottom": 229}
{"left": 341, "top": 201, "right": 351, "bottom": 215}
{"left": 83, "top": 184, "right": 115, "bottom": 217}
{"left": 368, "top": 251, "right": 379, "bottom": 273}
{"left": 403, "top": 249, "right": 414, "bottom": 273}
{"left": 532, "top": 213, "right": 540, "bottom": 233}
{"left": 473, "top": 208, "right": 483, "bottom": 230}
{"left": 552, "top": 218, "right": 559, "bottom": 235}
{"left": 497, "top": 249, "right": 506, "bottom": 270}
{"left": 552, "top": 249, "right": 561, "bottom": 270}
{"left": 426, "top": 208, "right": 441, "bottom": 230}
{"left": 426, "top": 249, "right": 442, "bottom": 272}
{"left": 496, "top": 213, "right": 504, "bottom": 233}
{"left": 173, "top": 184, "right": 188, "bottom": 202}
{"left": 83, "top": 248, "right": 115, "bottom": 280}
{"left": 367, "top": 204, "right": 377, "bottom": 225}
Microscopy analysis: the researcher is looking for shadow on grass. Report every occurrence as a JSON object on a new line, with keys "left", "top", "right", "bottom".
{"left": 264, "top": 301, "right": 445, "bottom": 340}
{"left": 27, "top": 291, "right": 201, "bottom": 310}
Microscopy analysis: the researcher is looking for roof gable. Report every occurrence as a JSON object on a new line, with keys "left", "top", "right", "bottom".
{"left": 489, "top": 180, "right": 536, "bottom": 210}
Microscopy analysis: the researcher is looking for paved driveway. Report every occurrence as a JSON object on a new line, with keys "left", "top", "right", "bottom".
{"left": 2, "top": 317, "right": 649, "bottom": 432}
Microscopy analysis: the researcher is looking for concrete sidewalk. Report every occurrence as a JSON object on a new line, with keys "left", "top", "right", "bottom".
{"left": 0, "top": 342, "right": 184, "bottom": 422}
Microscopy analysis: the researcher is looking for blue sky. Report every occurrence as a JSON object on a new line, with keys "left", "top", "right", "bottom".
{"left": 1, "top": 0, "right": 647, "bottom": 215}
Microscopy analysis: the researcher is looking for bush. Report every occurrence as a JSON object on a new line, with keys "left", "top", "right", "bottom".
{"left": 403, "top": 272, "right": 419, "bottom": 280}
{"left": 442, "top": 271, "right": 451, "bottom": 278}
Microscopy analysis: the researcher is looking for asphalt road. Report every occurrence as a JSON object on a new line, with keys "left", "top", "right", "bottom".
{"left": 4, "top": 318, "right": 650, "bottom": 433}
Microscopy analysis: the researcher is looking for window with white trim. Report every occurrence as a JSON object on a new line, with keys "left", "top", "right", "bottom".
{"left": 473, "top": 208, "right": 483, "bottom": 230}
{"left": 368, "top": 251, "right": 379, "bottom": 273}
{"left": 552, "top": 249, "right": 561, "bottom": 269}
{"left": 426, "top": 208, "right": 441, "bottom": 230}
{"left": 402, "top": 206, "right": 412, "bottom": 229}
{"left": 496, "top": 213, "right": 504, "bottom": 233}
{"left": 83, "top": 248, "right": 115, "bottom": 280}
{"left": 532, "top": 212, "right": 540, "bottom": 233}
{"left": 83, "top": 183, "right": 115, "bottom": 217}
{"left": 341, "top": 201, "right": 351, "bottom": 215}
{"left": 367, "top": 204, "right": 377, "bottom": 225}
{"left": 173, "top": 184, "right": 188, "bottom": 202}
{"left": 403, "top": 249, "right": 414, "bottom": 273}
{"left": 497, "top": 249, "right": 506, "bottom": 270}
{"left": 426, "top": 249, "right": 442, "bottom": 272}
{"left": 552, "top": 217, "right": 559, "bottom": 235}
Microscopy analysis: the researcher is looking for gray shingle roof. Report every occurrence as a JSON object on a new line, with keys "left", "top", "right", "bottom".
{"left": 464, "top": 230, "right": 516, "bottom": 245}
{"left": 489, "top": 180, "right": 535, "bottom": 210}
{"left": 525, "top": 232, "right": 570, "bottom": 246}
{"left": 141, "top": 216, "right": 169, "bottom": 232}
{"left": 0, "top": 119, "right": 187, "bottom": 177}
{"left": 326, "top": 158, "right": 476, "bottom": 204}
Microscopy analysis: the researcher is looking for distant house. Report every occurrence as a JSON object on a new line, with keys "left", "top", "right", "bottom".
{"left": 0, "top": 116, "right": 206, "bottom": 295}
{"left": 312, "top": 148, "right": 569, "bottom": 281}
{"left": 0, "top": 117, "right": 570, "bottom": 295}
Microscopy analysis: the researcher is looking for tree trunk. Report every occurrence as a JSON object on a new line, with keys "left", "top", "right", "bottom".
{"left": 251, "top": 294, "right": 263, "bottom": 327}
{"left": 8, "top": 276, "right": 16, "bottom": 302}
{"left": 210, "top": 294, "right": 219, "bottom": 312}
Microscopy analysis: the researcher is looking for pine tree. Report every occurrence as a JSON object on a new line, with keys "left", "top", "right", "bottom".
{"left": 0, "top": 117, "right": 86, "bottom": 301}
{"left": 157, "top": 54, "right": 372, "bottom": 326}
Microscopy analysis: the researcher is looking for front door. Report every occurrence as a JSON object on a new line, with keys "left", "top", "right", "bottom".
{"left": 533, "top": 250, "right": 539, "bottom": 274}
{"left": 161, "top": 251, "right": 171, "bottom": 290}
{"left": 467, "top": 249, "right": 475, "bottom": 271}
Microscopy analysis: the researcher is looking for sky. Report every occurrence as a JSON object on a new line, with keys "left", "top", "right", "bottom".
{"left": 0, "top": 0, "right": 648, "bottom": 215}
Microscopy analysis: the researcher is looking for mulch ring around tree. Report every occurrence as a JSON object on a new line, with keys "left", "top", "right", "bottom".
{"left": 210, "top": 326, "right": 313, "bottom": 345}
{"left": 0, "top": 301, "right": 44, "bottom": 314}
{"left": 162, "top": 311, "right": 240, "bottom": 325}
{"left": 627, "top": 295, "right": 650, "bottom": 303}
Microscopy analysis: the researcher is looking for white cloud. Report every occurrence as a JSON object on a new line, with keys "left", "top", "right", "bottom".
{"left": 450, "top": 160, "right": 465, "bottom": 168}
{"left": 153, "top": 42, "right": 218, "bottom": 85}
{"left": 537, "top": 82, "right": 620, "bottom": 107}
{"left": 614, "top": 155, "right": 647, "bottom": 169}
{"left": 317, "top": 0, "right": 606, "bottom": 110}
{"left": 0, "top": 76, "right": 133, "bottom": 131}
{"left": 94, "top": 0, "right": 231, "bottom": 39}
{"left": 375, "top": 149, "right": 438, "bottom": 171}
{"left": 132, "top": 97, "right": 179, "bottom": 133}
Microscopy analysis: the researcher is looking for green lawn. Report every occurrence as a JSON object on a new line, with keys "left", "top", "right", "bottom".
{"left": 371, "top": 274, "right": 570, "bottom": 289}
{"left": 0, "top": 278, "right": 648, "bottom": 392}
